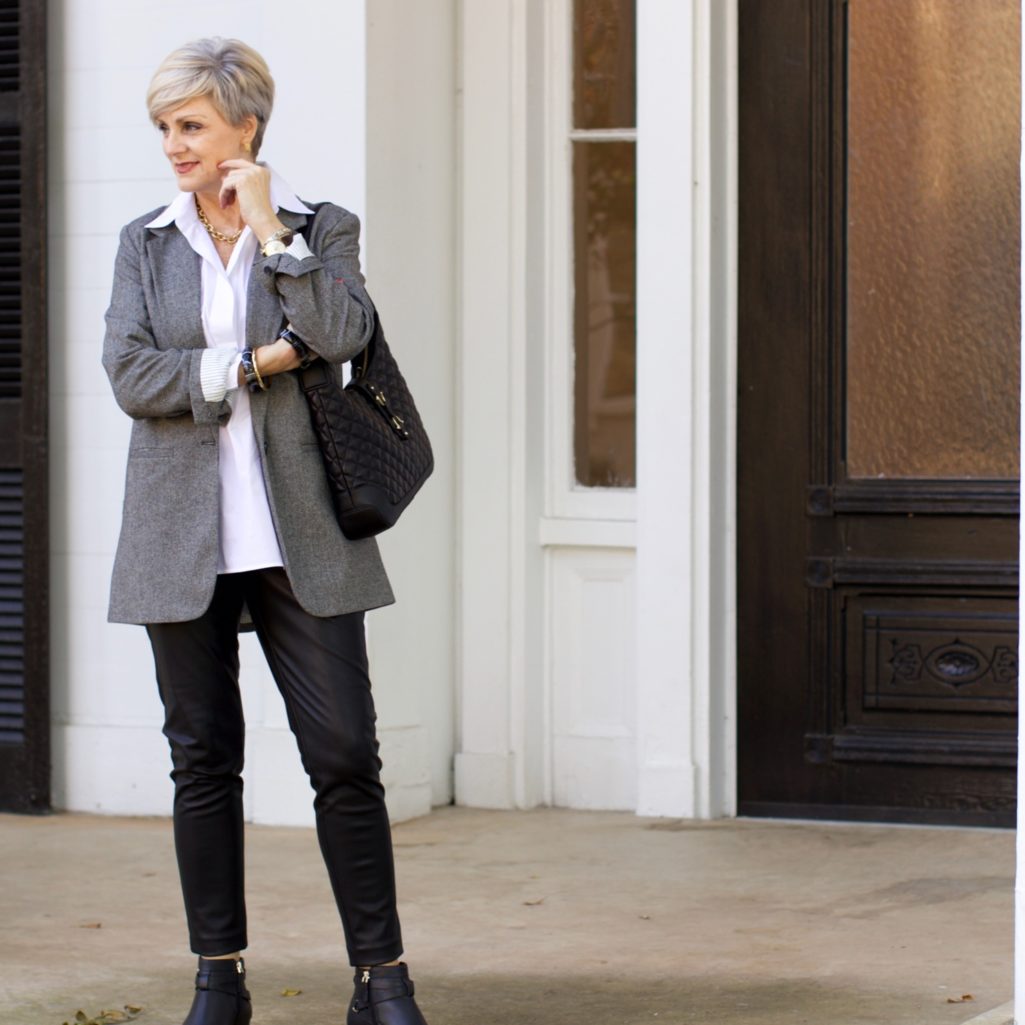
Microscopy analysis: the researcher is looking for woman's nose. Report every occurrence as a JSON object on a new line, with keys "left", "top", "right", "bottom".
{"left": 163, "top": 132, "right": 183, "bottom": 157}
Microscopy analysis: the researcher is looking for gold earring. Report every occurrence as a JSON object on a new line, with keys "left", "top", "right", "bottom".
{"left": 243, "top": 139, "right": 252, "bottom": 154}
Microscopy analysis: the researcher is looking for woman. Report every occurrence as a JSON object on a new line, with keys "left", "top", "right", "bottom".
{"left": 102, "top": 38, "right": 429, "bottom": 1025}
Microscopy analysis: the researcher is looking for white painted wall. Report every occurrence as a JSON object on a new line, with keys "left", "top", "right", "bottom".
{"left": 47, "top": 0, "right": 443, "bottom": 823}
{"left": 453, "top": 0, "right": 538, "bottom": 810}
{"left": 365, "top": 0, "right": 458, "bottom": 812}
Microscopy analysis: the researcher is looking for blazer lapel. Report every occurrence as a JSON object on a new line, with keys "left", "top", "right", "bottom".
{"left": 145, "top": 226, "right": 206, "bottom": 350}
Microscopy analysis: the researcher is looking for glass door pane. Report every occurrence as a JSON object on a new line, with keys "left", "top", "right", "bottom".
{"left": 845, "top": 0, "right": 1020, "bottom": 480}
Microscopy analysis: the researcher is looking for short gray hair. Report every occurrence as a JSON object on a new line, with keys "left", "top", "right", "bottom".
{"left": 147, "top": 38, "right": 275, "bottom": 157}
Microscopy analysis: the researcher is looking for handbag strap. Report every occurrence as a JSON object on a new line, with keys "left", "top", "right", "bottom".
{"left": 297, "top": 310, "right": 380, "bottom": 395}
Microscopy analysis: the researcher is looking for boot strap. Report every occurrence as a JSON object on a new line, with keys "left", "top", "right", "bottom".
{"left": 353, "top": 976, "right": 415, "bottom": 1012}
{"left": 196, "top": 975, "right": 245, "bottom": 997}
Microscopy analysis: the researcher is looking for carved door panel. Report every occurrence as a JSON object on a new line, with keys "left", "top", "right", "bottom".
{"left": 737, "top": 0, "right": 1020, "bottom": 825}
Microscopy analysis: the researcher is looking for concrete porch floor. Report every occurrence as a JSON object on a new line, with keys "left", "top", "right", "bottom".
{"left": 0, "top": 807, "right": 1015, "bottom": 1025}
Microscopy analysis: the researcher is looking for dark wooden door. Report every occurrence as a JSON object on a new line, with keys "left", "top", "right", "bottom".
{"left": 0, "top": 0, "right": 48, "bottom": 812}
{"left": 737, "top": 0, "right": 1020, "bottom": 826}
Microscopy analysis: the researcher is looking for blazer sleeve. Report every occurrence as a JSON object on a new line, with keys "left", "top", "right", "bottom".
{"left": 102, "top": 224, "right": 230, "bottom": 425}
{"left": 257, "top": 205, "right": 375, "bottom": 365}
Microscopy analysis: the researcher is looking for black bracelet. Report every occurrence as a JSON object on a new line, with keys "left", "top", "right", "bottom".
{"left": 240, "top": 348, "right": 269, "bottom": 392}
{"left": 280, "top": 327, "right": 314, "bottom": 369}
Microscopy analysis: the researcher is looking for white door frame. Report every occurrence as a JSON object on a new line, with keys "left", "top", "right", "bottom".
{"left": 453, "top": 0, "right": 738, "bottom": 819}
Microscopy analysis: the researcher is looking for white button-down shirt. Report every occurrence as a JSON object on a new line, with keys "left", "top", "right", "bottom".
{"left": 145, "top": 169, "right": 315, "bottom": 574}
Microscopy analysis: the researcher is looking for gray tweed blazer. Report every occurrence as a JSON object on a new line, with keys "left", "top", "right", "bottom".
{"left": 102, "top": 201, "right": 395, "bottom": 624}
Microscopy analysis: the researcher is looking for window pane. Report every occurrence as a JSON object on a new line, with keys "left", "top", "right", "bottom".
{"left": 573, "top": 140, "right": 636, "bottom": 488}
{"left": 573, "top": 0, "right": 636, "bottom": 130}
{"left": 846, "top": 0, "right": 1021, "bottom": 479}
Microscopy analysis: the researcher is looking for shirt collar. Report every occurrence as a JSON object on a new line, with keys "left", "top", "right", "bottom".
{"left": 145, "top": 165, "right": 314, "bottom": 229}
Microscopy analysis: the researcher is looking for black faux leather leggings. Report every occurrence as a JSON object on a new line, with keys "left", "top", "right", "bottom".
{"left": 146, "top": 568, "right": 404, "bottom": 966}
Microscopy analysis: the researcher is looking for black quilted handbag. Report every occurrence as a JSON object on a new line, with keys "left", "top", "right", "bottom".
{"left": 299, "top": 311, "right": 433, "bottom": 539}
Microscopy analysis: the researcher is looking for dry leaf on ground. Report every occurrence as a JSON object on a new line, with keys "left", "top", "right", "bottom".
{"left": 62, "top": 1004, "right": 144, "bottom": 1024}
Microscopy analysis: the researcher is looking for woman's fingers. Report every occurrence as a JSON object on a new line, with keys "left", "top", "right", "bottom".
{"left": 217, "top": 160, "right": 273, "bottom": 221}
{"left": 217, "top": 158, "right": 254, "bottom": 171}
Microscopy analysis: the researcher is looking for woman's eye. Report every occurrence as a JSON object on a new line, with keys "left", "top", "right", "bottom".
{"left": 184, "top": 123, "right": 201, "bottom": 132}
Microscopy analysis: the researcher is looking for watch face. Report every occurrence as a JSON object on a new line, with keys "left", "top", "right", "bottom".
{"left": 263, "top": 240, "right": 288, "bottom": 256}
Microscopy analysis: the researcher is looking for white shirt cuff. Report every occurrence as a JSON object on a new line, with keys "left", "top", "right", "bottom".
{"left": 285, "top": 233, "right": 314, "bottom": 261}
{"left": 200, "top": 349, "right": 242, "bottom": 403}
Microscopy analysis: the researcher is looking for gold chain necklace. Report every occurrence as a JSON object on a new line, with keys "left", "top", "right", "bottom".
{"left": 195, "top": 195, "right": 243, "bottom": 245}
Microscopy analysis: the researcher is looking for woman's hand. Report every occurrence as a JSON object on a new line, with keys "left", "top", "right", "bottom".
{"left": 217, "top": 158, "right": 285, "bottom": 244}
{"left": 257, "top": 337, "right": 302, "bottom": 376}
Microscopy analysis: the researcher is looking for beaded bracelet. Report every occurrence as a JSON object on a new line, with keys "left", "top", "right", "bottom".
{"left": 240, "top": 348, "right": 269, "bottom": 392}
{"left": 280, "top": 327, "right": 314, "bottom": 370}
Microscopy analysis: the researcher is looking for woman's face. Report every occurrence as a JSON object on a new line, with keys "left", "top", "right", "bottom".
{"left": 155, "top": 94, "right": 255, "bottom": 194}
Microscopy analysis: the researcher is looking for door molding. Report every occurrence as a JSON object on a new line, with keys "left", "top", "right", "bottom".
{"left": 635, "top": 0, "right": 738, "bottom": 818}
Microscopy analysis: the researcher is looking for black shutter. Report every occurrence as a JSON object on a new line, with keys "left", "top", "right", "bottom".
{"left": 0, "top": 0, "right": 47, "bottom": 812}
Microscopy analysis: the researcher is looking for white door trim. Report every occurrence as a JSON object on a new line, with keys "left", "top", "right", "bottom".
{"left": 635, "top": 0, "right": 738, "bottom": 818}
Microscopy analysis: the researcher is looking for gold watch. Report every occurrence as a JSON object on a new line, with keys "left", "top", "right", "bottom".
{"left": 260, "top": 227, "right": 294, "bottom": 257}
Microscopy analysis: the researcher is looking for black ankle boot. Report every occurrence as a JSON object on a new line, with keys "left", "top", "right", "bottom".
{"left": 347, "top": 963, "right": 429, "bottom": 1025}
{"left": 182, "top": 956, "right": 252, "bottom": 1025}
